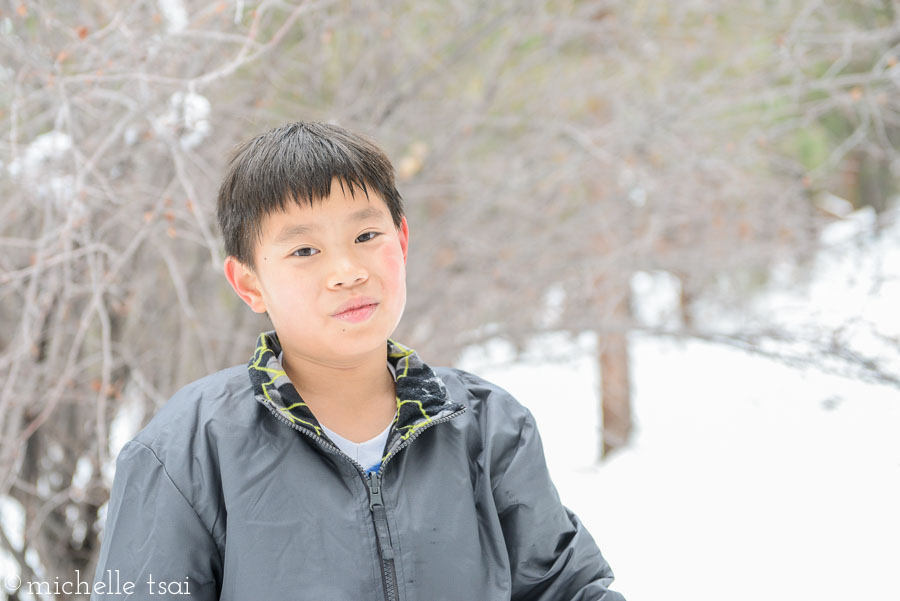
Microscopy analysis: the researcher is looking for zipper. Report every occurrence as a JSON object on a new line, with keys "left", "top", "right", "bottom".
{"left": 361, "top": 409, "right": 466, "bottom": 601}
{"left": 258, "top": 402, "right": 369, "bottom": 472}
{"left": 259, "top": 399, "right": 466, "bottom": 601}
{"left": 378, "top": 409, "right": 465, "bottom": 472}
{"left": 367, "top": 471, "right": 398, "bottom": 601}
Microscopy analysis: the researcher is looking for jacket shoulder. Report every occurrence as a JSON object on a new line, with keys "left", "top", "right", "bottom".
{"left": 124, "top": 364, "right": 259, "bottom": 511}
{"left": 433, "top": 366, "right": 531, "bottom": 422}
{"left": 132, "top": 364, "right": 252, "bottom": 450}
{"left": 112, "top": 365, "right": 254, "bottom": 546}
{"left": 432, "top": 366, "right": 536, "bottom": 474}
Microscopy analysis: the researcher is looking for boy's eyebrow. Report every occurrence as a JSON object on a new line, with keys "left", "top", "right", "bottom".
{"left": 272, "top": 206, "right": 388, "bottom": 244}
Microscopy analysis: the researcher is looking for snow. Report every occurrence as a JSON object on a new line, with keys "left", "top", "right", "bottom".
{"left": 6, "top": 131, "right": 72, "bottom": 178}
{"left": 461, "top": 334, "right": 900, "bottom": 601}
{"left": 457, "top": 208, "right": 900, "bottom": 601}
{"left": 0, "top": 497, "right": 24, "bottom": 587}
{"left": 151, "top": 91, "right": 212, "bottom": 150}
{"left": 157, "top": 0, "right": 188, "bottom": 33}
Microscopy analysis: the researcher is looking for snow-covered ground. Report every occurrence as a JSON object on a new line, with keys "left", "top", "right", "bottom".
{"left": 459, "top": 333, "right": 900, "bottom": 601}
{"left": 458, "top": 208, "right": 900, "bottom": 601}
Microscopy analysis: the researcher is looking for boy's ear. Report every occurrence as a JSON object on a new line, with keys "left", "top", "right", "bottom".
{"left": 223, "top": 256, "right": 267, "bottom": 313}
{"left": 399, "top": 216, "right": 409, "bottom": 264}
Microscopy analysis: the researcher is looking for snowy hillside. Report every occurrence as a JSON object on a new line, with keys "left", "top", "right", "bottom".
{"left": 458, "top": 208, "right": 900, "bottom": 601}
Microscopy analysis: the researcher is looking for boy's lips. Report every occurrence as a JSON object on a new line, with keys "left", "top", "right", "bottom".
{"left": 331, "top": 297, "right": 379, "bottom": 322}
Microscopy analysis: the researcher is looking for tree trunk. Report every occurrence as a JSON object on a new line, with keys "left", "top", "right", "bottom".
{"left": 597, "top": 291, "right": 633, "bottom": 461}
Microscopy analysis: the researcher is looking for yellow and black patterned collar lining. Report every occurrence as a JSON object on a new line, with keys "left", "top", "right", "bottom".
{"left": 247, "top": 331, "right": 464, "bottom": 448}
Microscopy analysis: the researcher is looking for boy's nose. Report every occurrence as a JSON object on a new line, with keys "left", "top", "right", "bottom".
{"left": 327, "top": 255, "right": 368, "bottom": 289}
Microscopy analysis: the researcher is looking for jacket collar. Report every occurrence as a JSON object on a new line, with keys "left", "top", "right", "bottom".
{"left": 248, "top": 330, "right": 464, "bottom": 457}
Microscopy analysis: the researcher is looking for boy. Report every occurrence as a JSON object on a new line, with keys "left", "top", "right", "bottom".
{"left": 93, "top": 122, "right": 625, "bottom": 600}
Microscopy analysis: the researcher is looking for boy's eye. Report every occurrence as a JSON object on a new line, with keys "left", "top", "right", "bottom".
{"left": 356, "top": 232, "right": 380, "bottom": 243}
{"left": 291, "top": 247, "right": 319, "bottom": 257}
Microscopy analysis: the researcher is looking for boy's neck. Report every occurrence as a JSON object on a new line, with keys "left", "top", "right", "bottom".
{"left": 281, "top": 345, "right": 397, "bottom": 442}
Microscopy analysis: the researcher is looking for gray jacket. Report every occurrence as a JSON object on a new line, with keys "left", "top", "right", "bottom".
{"left": 92, "top": 332, "right": 625, "bottom": 601}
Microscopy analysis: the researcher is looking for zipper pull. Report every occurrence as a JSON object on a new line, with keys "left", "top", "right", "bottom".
{"left": 367, "top": 471, "right": 383, "bottom": 511}
{"left": 367, "top": 471, "right": 395, "bottom": 562}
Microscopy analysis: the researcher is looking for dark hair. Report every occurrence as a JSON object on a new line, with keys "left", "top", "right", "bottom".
{"left": 217, "top": 121, "right": 404, "bottom": 269}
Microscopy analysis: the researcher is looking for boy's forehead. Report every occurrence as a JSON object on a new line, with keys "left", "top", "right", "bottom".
{"left": 256, "top": 191, "right": 390, "bottom": 241}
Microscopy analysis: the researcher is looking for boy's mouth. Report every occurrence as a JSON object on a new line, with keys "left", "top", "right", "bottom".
{"left": 332, "top": 297, "right": 379, "bottom": 323}
{"left": 333, "top": 304, "right": 378, "bottom": 323}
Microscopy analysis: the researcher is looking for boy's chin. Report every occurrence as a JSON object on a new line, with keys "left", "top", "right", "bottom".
{"left": 326, "top": 332, "right": 395, "bottom": 358}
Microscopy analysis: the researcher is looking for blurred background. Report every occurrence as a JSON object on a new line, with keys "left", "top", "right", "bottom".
{"left": 2, "top": 0, "right": 899, "bottom": 599}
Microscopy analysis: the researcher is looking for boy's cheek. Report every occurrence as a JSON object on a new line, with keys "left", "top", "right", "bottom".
{"left": 380, "top": 243, "right": 406, "bottom": 273}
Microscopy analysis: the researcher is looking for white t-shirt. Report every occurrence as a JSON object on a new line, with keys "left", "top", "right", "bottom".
{"left": 321, "top": 419, "right": 393, "bottom": 473}
{"left": 278, "top": 352, "right": 397, "bottom": 471}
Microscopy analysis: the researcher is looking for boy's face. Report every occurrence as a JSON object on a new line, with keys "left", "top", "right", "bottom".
{"left": 224, "top": 181, "right": 409, "bottom": 368}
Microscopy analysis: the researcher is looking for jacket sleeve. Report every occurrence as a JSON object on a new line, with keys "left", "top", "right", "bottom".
{"left": 92, "top": 440, "right": 222, "bottom": 601}
{"left": 493, "top": 409, "right": 626, "bottom": 601}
